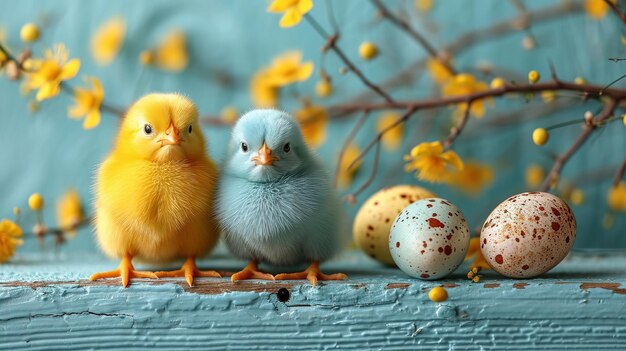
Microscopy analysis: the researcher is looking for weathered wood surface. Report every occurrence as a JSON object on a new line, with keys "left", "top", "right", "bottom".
{"left": 1, "top": 250, "right": 626, "bottom": 350}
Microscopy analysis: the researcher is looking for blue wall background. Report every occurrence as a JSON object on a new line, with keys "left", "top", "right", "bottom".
{"left": 0, "top": 0, "right": 624, "bottom": 254}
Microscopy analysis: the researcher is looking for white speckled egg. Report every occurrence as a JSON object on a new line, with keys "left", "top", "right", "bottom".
{"left": 480, "top": 192, "right": 576, "bottom": 278}
{"left": 354, "top": 185, "right": 436, "bottom": 265}
{"left": 389, "top": 198, "right": 470, "bottom": 280}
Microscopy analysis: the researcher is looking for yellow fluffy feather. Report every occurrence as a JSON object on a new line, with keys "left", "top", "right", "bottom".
{"left": 91, "top": 93, "right": 220, "bottom": 287}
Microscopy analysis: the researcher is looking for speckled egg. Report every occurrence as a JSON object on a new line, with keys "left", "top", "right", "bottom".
{"left": 353, "top": 185, "right": 436, "bottom": 265}
{"left": 389, "top": 198, "right": 470, "bottom": 280}
{"left": 480, "top": 192, "right": 576, "bottom": 278}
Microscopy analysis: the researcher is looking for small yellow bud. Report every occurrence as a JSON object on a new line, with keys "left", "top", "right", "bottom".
{"left": 220, "top": 106, "right": 238, "bottom": 124}
{"left": 623, "top": 114, "right": 626, "bottom": 126}
{"left": 570, "top": 189, "right": 584, "bottom": 205}
{"left": 472, "top": 267, "right": 480, "bottom": 274}
{"left": 528, "top": 70, "right": 540, "bottom": 83}
{"left": 20, "top": 23, "right": 40, "bottom": 43}
{"left": 472, "top": 276, "right": 480, "bottom": 283}
{"left": 315, "top": 77, "right": 333, "bottom": 98}
{"left": 428, "top": 286, "right": 448, "bottom": 302}
{"left": 13, "top": 207, "right": 21, "bottom": 216}
{"left": 541, "top": 91, "right": 556, "bottom": 103}
{"left": 574, "top": 77, "right": 586, "bottom": 85}
{"left": 139, "top": 50, "right": 154, "bottom": 66}
{"left": 28, "top": 193, "right": 44, "bottom": 211}
{"left": 532, "top": 128, "right": 549, "bottom": 146}
{"left": 359, "top": 42, "right": 378, "bottom": 60}
{"left": 490, "top": 77, "right": 506, "bottom": 89}
{"left": 467, "top": 271, "right": 475, "bottom": 279}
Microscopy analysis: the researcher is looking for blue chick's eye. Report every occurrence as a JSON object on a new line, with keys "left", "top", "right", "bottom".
{"left": 283, "top": 143, "right": 290, "bottom": 153}
{"left": 143, "top": 124, "right": 153, "bottom": 135}
{"left": 241, "top": 142, "right": 248, "bottom": 152}
{"left": 188, "top": 125, "right": 193, "bottom": 134}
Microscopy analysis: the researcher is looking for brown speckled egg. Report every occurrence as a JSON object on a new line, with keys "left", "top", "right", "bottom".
{"left": 480, "top": 192, "right": 576, "bottom": 278}
{"left": 353, "top": 185, "right": 436, "bottom": 265}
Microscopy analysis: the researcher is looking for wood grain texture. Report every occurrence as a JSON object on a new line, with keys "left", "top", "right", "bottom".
{"left": 1, "top": 251, "right": 626, "bottom": 350}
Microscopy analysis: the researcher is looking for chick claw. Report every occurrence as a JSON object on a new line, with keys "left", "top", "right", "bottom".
{"left": 90, "top": 254, "right": 158, "bottom": 288}
{"left": 231, "top": 260, "right": 275, "bottom": 282}
{"left": 155, "top": 257, "right": 221, "bottom": 287}
{"left": 274, "top": 261, "right": 348, "bottom": 287}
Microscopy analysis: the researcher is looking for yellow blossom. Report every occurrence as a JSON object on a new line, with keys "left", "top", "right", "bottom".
{"left": 464, "top": 237, "right": 492, "bottom": 270}
{"left": 528, "top": 70, "right": 540, "bottom": 83}
{"left": 294, "top": 103, "right": 328, "bottom": 148}
{"left": 90, "top": 17, "right": 125, "bottom": 65}
{"left": 585, "top": 0, "right": 616, "bottom": 20}
{"left": 404, "top": 141, "right": 464, "bottom": 183}
{"left": 68, "top": 76, "right": 104, "bottom": 130}
{"left": 541, "top": 90, "right": 556, "bottom": 103}
{"left": 359, "top": 42, "right": 378, "bottom": 60}
{"left": 532, "top": 128, "right": 549, "bottom": 146}
{"left": 250, "top": 52, "right": 314, "bottom": 107}
{"left": 415, "top": 0, "right": 433, "bottom": 12}
{"left": 376, "top": 113, "right": 404, "bottom": 151}
{"left": 56, "top": 189, "right": 84, "bottom": 237}
{"left": 441, "top": 74, "right": 491, "bottom": 118}
{"left": 525, "top": 164, "right": 545, "bottom": 189}
{"left": 221, "top": 106, "right": 239, "bottom": 124}
{"left": 427, "top": 58, "right": 454, "bottom": 85}
{"left": 574, "top": 77, "right": 586, "bottom": 85}
{"left": 267, "top": 0, "right": 313, "bottom": 28}
{"left": 608, "top": 182, "right": 626, "bottom": 212}
{"left": 315, "top": 76, "right": 333, "bottom": 97}
{"left": 570, "top": 188, "right": 585, "bottom": 205}
{"left": 337, "top": 144, "right": 362, "bottom": 189}
{"left": 20, "top": 23, "right": 40, "bottom": 43}
{"left": 151, "top": 30, "right": 188, "bottom": 72}
{"left": 28, "top": 193, "right": 44, "bottom": 211}
{"left": 446, "top": 161, "right": 494, "bottom": 196}
{"left": 0, "top": 219, "right": 23, "bottom": 263}
{"left": 24, "top": 44, "right": 80, "bottom": 101}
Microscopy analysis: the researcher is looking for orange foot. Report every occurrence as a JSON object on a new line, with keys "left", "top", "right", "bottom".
{"left": 275, "top": 261, "right": 348, "bottom": 287}
{"left": 90, "top": 254, "right": 158, "bottom": 288}
{"left": 154, "top": 257, "right": 221, "bottom": 287}
{"left": 231, "top": 260, "right": 275, "bottom": 282}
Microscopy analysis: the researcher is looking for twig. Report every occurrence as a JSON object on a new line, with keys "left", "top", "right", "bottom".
{"left": 613, "top": 156, "right": 626, "bottom": 187}
{"left": 347, "top": 106, "right": 419, "bottom": 171}
{"left": 370, "top": 0, "right": 456, "bottom": 75}
{"left": 540, "top": 99, "right": 619, "bottom": 191}
{"left": 604, "top": 0, "right": 626, "bottom": 25}
{"left": 334, "top": 110, "right": 369, "bottom": 188}
{"left": 304, "top": 14, "right": 395, "bottom": 103}
{"left": 333, "top": 2, "right": 582, "bottom": 109}
{"left": 443, "top": 101, "right": 471, "bottom": 149}
{"left": 331, "top": 80, "right": 626, "bottom": 114}
{"left": 347, "top": 138, "right": 381, "bottom": 201}
{"left": 23, "top": 216, "right": 92, "bottom": 245}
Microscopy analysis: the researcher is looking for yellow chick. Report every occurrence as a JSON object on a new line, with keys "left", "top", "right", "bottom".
{"left": 90, "top": 93, "right": 220, "bottom": 287}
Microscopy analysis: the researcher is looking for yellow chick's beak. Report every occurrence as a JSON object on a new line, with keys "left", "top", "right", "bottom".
{"left": 160, "top": 122, "right": 180, "bottom": 146}
{"left": 252, "top": 143, "right": 278, "bottom": 166}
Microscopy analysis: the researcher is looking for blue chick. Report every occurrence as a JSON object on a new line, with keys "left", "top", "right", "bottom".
{"left": 216, "top": 109, "right": 347, "bottom": 286}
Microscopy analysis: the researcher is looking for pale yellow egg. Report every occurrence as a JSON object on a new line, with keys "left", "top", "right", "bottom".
{"left": 353, "top": 185, "right": 435, "bottom": 265}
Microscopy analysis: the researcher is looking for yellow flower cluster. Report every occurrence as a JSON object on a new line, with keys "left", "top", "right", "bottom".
{"left": 0, "top": 219, "right": 23, "bottom": 263}
{"left": 608, "top": 182, "right": 626, "bottom": 212}
{"left": 441, "top": 74, "right": 492, "bottom": 118}
{"left": 267, "top": 0, "right": 313, "bottom": 28}
{"left": 23, "top": 44, "right": 80, "bottom": 101}
{"left": 91, "top": 17, "right": 125, "bottom": 66}
{"left": 584, "top": 0, "right": 616, "bottom": 20}
{"left": 250, "top": 51, "right": 314, "bottom": 108}
{"left": 140, "top": 30, "right": 189, "bottom": 72}
{"left": 294, "top": 103, "right": 329, "bottom": 148}
{"left": 404, "top": 141, "right": 464, "bottom": 183}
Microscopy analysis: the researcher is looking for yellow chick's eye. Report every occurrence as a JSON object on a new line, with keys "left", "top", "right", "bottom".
{"left": 188, "top": 125, "right": 193, "bottom": 134}
{"left": 143, "top": 124, "right": 153, "bottom": 135}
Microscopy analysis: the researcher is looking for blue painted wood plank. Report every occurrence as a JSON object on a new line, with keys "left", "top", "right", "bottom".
{"left": 1, "top": 251, "right": 626, "bottom": 349}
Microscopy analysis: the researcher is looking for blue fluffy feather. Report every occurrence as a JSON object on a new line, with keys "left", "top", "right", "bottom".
{"left": 216, "top": 109, "right": 343, "bottom": 265}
